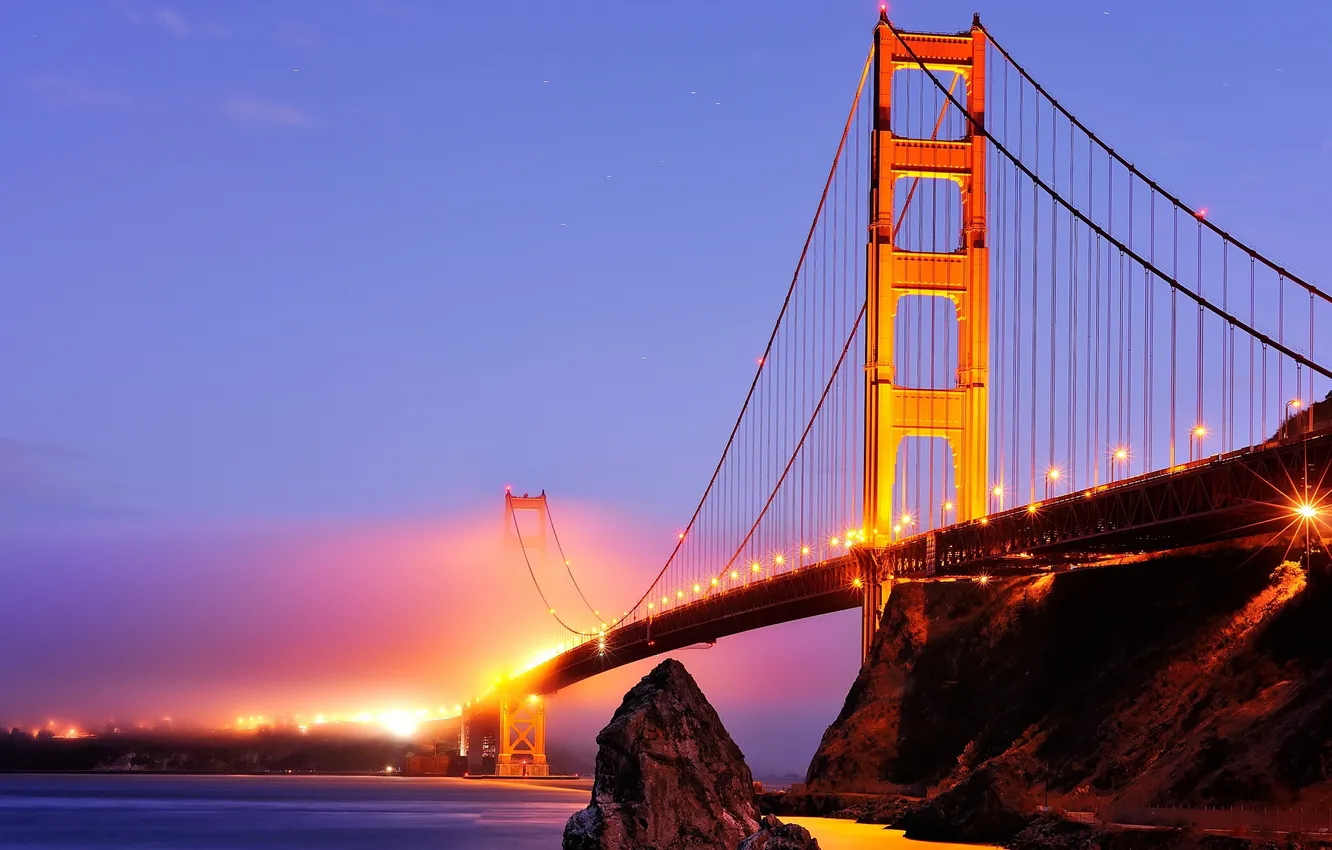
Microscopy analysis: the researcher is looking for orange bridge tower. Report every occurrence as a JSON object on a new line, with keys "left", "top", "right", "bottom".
{"left": 862, "top": 14, "right": 989, "bottom": 656}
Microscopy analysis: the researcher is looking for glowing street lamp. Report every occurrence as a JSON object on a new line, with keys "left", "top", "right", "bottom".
{"left": 1282, "top": 399, "right": 1303, "bottom": 439}
{"left": 990, "top": 484, "right": 1005, "bottom": 513}
{"left": 1111, "top": 446, "right": 1129, "bottom": 482}
{"left": 1044, "top": 467, "right": 1061, "bottom": 499}
{"left": 1190, "top": 424, "right": 1207, "bottom": 461}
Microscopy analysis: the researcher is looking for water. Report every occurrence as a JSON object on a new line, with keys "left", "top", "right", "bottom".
{"left": 0, "top": 775, "right": 587, "bottom": 849}
{"left": 0, "top": 775, "right": 989, "bottom": 849}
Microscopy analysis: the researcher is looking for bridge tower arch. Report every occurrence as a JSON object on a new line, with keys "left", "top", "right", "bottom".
{"left": 865, "top": 13, "right": 989, "bottom": 547}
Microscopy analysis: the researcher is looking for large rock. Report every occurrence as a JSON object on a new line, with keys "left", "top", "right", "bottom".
{"left": 737, "top": 815, "right": 820, "bottom": 850}
{"left": 735, "top": 820, "right": 815, "bottom": 850}
{"left": 562, "top": 658, "right": 760, "bottom": 850}
{"left": 806, "top": 554, "right": 1332, "bottom": 810}
{"left": 896, "top": 759, "right": 1035, "bottom": 843}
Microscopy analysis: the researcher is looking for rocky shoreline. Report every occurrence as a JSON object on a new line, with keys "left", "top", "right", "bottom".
{"left": 563, "top": 553, "right": 1332, "bottom": 849}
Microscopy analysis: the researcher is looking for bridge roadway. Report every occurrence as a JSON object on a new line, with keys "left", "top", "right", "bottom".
{"left": 496, "top": 430, "right": 1331, "bottom": 701}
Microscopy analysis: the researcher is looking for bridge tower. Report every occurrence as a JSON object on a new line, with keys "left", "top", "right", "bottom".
{"left": 862, "top": 14, "right": 988, "bottom": 657}
{"left": 504, "top": 489, "right": 549, "bottom": 555}
{"left": 864, "top": 14, "right": 989, "bottom": 542}
{"left": 497, "top": 693, "right": 549, "bottom": 777}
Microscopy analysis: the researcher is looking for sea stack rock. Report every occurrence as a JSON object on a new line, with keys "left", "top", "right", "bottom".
{"left": 562, "top": 658, "right": 760, "bottom": 850}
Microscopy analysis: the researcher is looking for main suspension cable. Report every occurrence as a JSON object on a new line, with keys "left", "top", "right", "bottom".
{"left": 614, "top": 43, "right": 877, "bottom": 626}
{"left": 882, "top": 17, "right": 1331, "bottom": 380}
{"left": 978, "top": 22, "right": 1331, "bottom": 306}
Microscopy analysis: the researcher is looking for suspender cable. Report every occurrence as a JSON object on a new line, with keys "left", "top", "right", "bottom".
{"left": 978, "top": 22, "right": 1332, "bottom": 307}
{"left": 616, "top": 44, "right": 874, "bottom": 624}
{"left": 883, "top": 17, "right": 1331, "bottom": 379}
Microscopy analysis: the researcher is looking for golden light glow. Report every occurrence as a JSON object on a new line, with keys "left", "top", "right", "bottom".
{"left": 1193, "top": 425, "right": 1208, "bottom": 438}
{"left": 730, "top": 569, "right": 740, "bottom": 580}
{"left": 852, "top": 577, "right": 863, "bottom": 588}
{"left": 977, "top": 574, "right": 991, "bottom": 586}
{"left": 774, "top": 554, "right": 785, "bottom": 565}
{"left": 901, "top": 513, "right": 914, "bottom": 526}
{"left": 1113, "top": 447, "right": 1128, "bottom": 461}
{"left": 676, "top": 590, "right": 684, "bottom": 599}
{"left": 992, "top": 485, "right": 1004, "bottom": 497}
{"left": 1297, "top": 503, "right": 1318, "bottom": 520}
{"left": 1290, "top": 399, "right": 1303, "bottom": 409}
{"left": 1027, "top": 504, "right": 1039, "bottom": 514}
{"left": 943, "top": 500, "right": 954, "bottom": 512}
{"left": 751, "top": 562, "right": 762, "bottom": 573}
{"left": 648, "top": 602, "right": 654, "bottom": 610}
{"left": 801, "top": 545, "right": 811, "bottom": 556}
{"left": 662, "top": 596, "right": 668, "bottom": 605}
{"left": 829, "top": 536, "right": 839, "bottom": 547}
{"left": 1046, "top": 467, "right": 1061, "bottom": 481}
{"left": 692, "top": 583, "right": 701, "bottom": 594}
{"left": 380, "top": 711, "right": 417, "bottom": 738}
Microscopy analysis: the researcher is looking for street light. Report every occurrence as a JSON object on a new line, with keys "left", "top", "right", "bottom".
{"left": 1190, "top": 425, "right": 1207, "bottom": 462}
{"left": 1282, "top": 399, "right": 1303, "bottom": 439}
{"left": 990, "top": 484, "right": 1005, "bottom": 514}
{"left": 1044, "top": 467, "right": 1061, "bottom": 499}
{"left": 1112, "top": 446, "right": 1129, "bottom": 482}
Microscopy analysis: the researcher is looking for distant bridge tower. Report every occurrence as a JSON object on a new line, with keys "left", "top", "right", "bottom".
{"left": 504, "top": 489, "right": 549, "bottom": 556}
{"left": 864, "top": 13, "right": 989, "bottom": 541}
{"left": 496, "top": 489, "right": 552, "bottom": 777}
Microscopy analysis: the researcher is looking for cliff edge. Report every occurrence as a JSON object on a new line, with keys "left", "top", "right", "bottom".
{"left": 807, "top": 551, "right": 1332, "bottom": 823}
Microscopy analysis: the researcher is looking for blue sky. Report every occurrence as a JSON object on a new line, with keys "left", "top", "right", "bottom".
{"left": 1, "top": 0, "right": 1329, "bottom": 772}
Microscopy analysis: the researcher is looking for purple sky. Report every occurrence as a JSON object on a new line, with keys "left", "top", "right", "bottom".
{"left": 1, "top": 1, "right": 1329, "bottom": 775}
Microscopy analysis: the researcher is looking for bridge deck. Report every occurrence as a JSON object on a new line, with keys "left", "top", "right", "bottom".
{"left": 495, "top": 431, "right": 1328, "bottom": 701}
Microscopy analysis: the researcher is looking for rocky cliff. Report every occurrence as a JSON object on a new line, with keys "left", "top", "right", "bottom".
{"left": 807, "top": 551, "right": 1332, "bottom": 814}
{"left": 564, "top": 658, "right": 761, "bottom": 850}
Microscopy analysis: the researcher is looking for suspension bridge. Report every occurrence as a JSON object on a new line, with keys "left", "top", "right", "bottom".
{"left": 450, "top": 11, "right": 1331, "bottom": 777}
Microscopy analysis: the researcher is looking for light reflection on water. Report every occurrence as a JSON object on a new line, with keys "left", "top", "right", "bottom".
{"left": 787, "top": 817, "right": 997, "bottom": 850}
{"left": 0, "top": 774, "right": 587, "bottom": 849}
{"left": 0, "top": 775, "right": 995, "bottom": 850}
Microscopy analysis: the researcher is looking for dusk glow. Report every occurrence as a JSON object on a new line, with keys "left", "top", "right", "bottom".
{"left": 2, "top": 2, "right": 1330, "bottom": 844}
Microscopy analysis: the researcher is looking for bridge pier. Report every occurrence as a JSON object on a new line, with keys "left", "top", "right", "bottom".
{"left": 860, "top": 552, "right": 893, "bottom": 663}
{"left": 461, "top": 703, "right": 499, "bottom": 774}
{"left": 496, "top": 692, "right": 549, "bottom": 777}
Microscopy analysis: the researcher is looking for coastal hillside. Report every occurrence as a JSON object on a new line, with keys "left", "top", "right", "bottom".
{"left": 805, "top": 549, "right": 1332, "bottom": 809}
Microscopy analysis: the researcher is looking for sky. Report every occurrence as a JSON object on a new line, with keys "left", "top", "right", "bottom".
{"left": 1, "top": 0, "right": 1330, "bottom": 776}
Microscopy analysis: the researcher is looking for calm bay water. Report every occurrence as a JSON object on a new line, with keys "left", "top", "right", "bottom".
{"left": 0, "top": 774, "right": 983, "bottom": 850}
{"left": 0, "top": 775, "right": 587, "bottom": 849}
